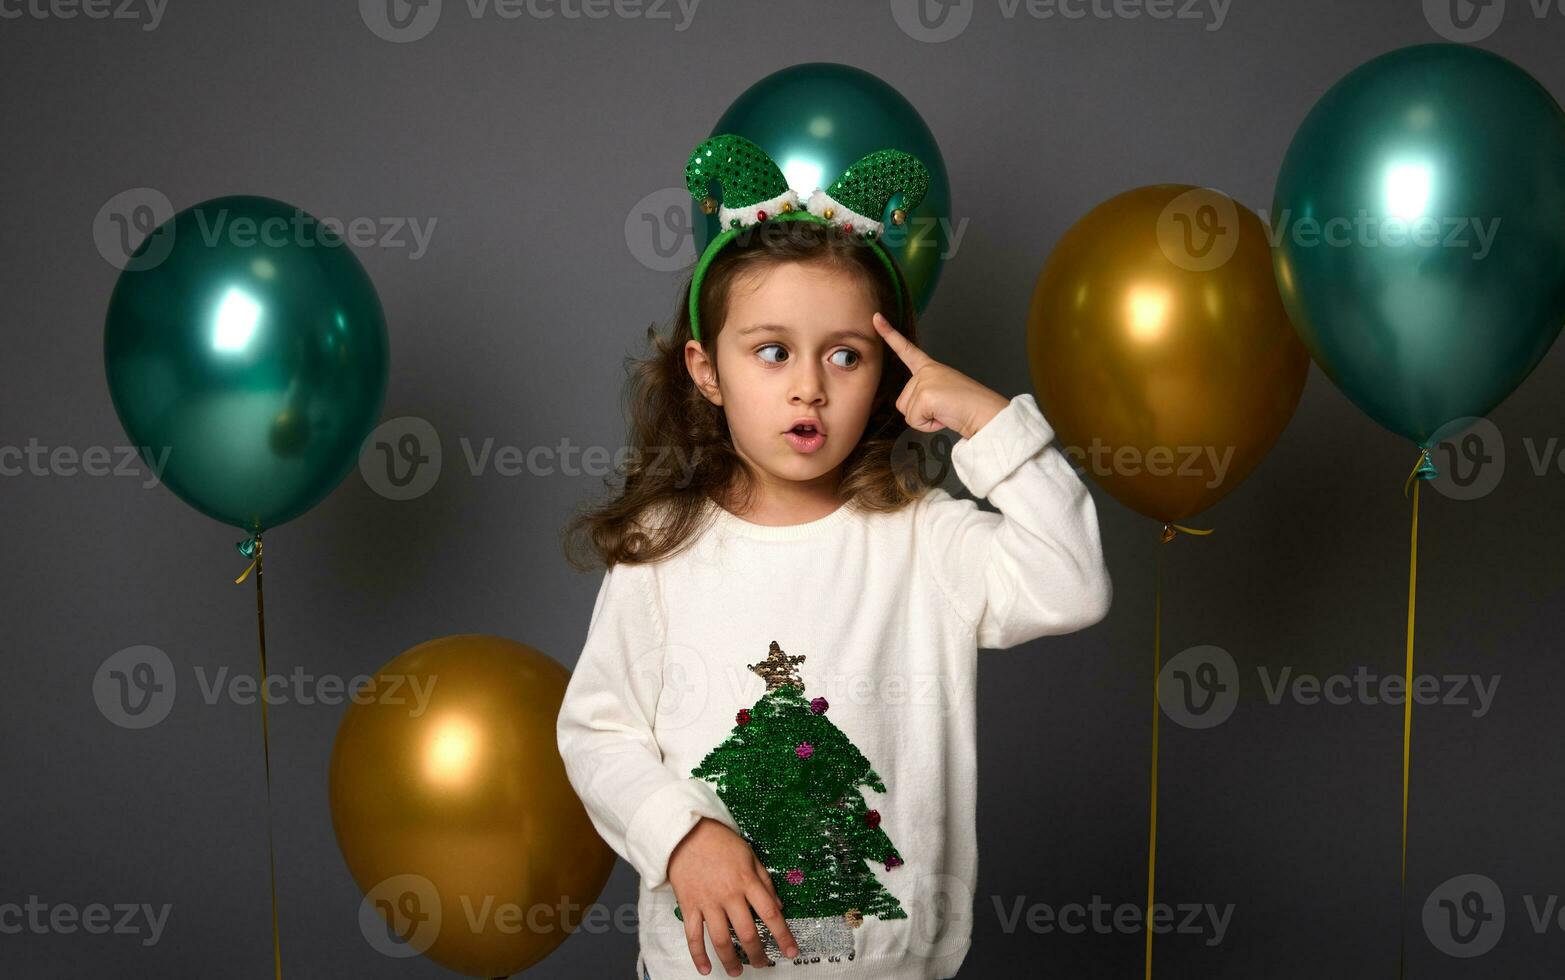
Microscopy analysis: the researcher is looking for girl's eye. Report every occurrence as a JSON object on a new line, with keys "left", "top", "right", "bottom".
{"left": 755, "top": 344, "right": 859, "bottom": 367}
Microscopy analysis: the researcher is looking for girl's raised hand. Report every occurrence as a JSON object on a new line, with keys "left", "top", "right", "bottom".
{"left": 872, "top": 312, "right": 1010, "bottom": 440}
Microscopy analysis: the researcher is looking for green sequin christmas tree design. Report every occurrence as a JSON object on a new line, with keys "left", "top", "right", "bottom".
{"left": 675, "top": 640, "right": 907, "bottom": 966}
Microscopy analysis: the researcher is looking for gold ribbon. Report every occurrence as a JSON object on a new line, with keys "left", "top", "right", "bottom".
{"left": 1159, "top": 522, "right": 1214, "bottom": 544}
{"left": 235, "top": 535, "right": 283, "bottom": 979}
{"left": 1398, "top": 450, "right": 1432, "bottom": 979}
{"left": 1147, "top": 521, "right": 1213, "bottom": 978}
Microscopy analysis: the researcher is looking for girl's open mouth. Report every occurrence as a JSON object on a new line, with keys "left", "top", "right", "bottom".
{"left": 784, "top": 424, "right": 826, "bottom": 454}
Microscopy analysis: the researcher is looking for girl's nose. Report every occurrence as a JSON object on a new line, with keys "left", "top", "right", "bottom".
{"left": 789, "top": 362, "right": 827, "bottom": 404}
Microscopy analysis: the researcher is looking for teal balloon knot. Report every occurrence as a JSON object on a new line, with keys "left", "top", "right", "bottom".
{"left": 236, "top": 536, "right": 259, "bottom": 559}
{"left": 1414, "top": 448, "right": 1439, "bottom": 481}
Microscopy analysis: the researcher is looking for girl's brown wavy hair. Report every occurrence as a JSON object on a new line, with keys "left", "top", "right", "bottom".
{"left": 563, "top": 219, "right": 929, "bottom": 571}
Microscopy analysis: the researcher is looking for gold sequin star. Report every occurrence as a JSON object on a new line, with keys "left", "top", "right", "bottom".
{"left": 748, "top": 640, "right": 805, "bottom": 691}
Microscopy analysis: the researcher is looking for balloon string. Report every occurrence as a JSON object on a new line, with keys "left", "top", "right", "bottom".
{"left": 1397, "top": 463, "right": 1427, "bottom": 980}
{"left": 1146, "top": 521, "right": 1213, "bottom": 978}
{"left": 1145, "top": 534, "right": 1164, "bottom": 980}
{"left": 245, "top": 535, "right": 283, "bottom": 979}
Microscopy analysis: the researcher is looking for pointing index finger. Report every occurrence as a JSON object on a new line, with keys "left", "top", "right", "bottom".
{"left": 873, "top": 312, "right": 930, "bottom": 372}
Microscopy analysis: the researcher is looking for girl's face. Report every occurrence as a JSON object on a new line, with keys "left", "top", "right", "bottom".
{"left": 688, "top": 259, "right": 885, "bottom": 492}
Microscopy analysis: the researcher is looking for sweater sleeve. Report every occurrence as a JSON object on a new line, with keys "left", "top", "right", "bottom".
{"left": 916, "top": 392, "right": 1113, "bottom": 649}
{"left": 555, "top": 561, "right": 742, "bottom": 891}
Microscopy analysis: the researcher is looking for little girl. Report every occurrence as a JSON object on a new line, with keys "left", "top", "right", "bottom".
{"left": 557, "top": 136, "right": 1112, "bottom": 980}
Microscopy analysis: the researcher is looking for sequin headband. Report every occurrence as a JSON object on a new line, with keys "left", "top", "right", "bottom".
{"left": 684, "top": 133, "right": 932, "bottom": 343}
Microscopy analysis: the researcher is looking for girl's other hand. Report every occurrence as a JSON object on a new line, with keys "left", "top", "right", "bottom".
{"left": 668, "top": 817, "right": 799, "bottom": 976}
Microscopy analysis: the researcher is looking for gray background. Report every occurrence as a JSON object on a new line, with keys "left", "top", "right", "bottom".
{"left": 3, "top": 1, "right": 1563, "bottom": 977}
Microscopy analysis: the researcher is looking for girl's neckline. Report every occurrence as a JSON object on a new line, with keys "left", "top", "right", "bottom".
{"left": 704, "top": 495, "right": 861, "bottom": 541}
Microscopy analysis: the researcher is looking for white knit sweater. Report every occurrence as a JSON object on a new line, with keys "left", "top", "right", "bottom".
{"left": 556, "top": 393, "right": 1113, "bottom": 979}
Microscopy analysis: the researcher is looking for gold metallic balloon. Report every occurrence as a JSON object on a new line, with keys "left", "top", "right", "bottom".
{"left": 329, "top": 634, "right": 615, "bottom": 978}
{"left": 1027, "top": 185, "right": 1308, "bottom": 523}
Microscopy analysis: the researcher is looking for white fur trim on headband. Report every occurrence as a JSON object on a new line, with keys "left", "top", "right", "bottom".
{"left": 716, "top": 187, "right": 802, "bottom": 230}
{"left": 804, "top": 188, "right": 882, "bottom": 235}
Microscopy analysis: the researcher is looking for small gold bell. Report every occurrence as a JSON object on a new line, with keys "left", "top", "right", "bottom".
{"left": 780, "top": 201, "right": 793, "bottom": 213}
{"left": 823, "top": 207, "right": 834, "bottom": 219}
{"left": 700, "top": 196, "right": 718, "bottom": 215}
{"left": 891, "top": 208, "right": 907, "bottom": 226}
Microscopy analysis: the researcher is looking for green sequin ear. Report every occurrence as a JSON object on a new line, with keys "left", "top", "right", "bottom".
{"left": 818, "top": 149, "right": 931, "bottom": 235}
{"left": 685, "top": 134, "right": 793, "bottom": 214}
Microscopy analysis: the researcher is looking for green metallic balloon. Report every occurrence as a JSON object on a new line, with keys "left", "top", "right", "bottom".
{"left": 1272, "top": 43, "right": 1565, "bottom": 450}
{"left": 695, "top": 62, "right": 952, "bottom": 315}
{"left": 104, "top": 195, "right": 390, "bottom": 534}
